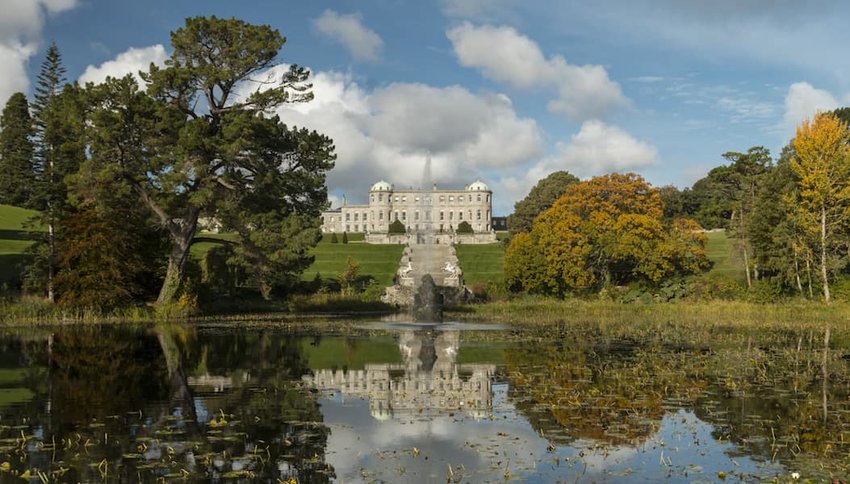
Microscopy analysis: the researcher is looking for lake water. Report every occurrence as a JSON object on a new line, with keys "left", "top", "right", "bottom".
{"left": 0, "top": 319, "right": 846, "bottom": 482}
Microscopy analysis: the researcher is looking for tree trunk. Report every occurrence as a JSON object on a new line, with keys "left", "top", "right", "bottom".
{"left": 743, "top": 245, "right": 752, "bottom": 289}
{"left": 794, "top": 251, "right": 803, "bottom": 296}
{"left": 47, "top": 217, "right": 55, "bottom": 303}
{"left": 156, "top": 214, "right": 199, "bottom": 306}
{"left": 806, "top": 253, "right": 814, "bottom": 299}
{"left": 821, "top": 206, "right": 831, "bottom": 303}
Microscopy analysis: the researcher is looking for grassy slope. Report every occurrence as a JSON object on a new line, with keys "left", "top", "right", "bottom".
{"left": 455, "top": 243, "right": 504, "bottom": 286}
{"left": 0, "top": 205, "right": 40, "bottom": 286}
{"left": 703, "top": 230, "right": 746, "bottom": 282}
{"left": 303, "top": 241, "right": 404, "bottom": 287}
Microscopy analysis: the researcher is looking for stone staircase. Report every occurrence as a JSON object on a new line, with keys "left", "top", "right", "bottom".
{"left": 397, "top": 242, "right": 462, "bottom": 287}
{"left": 382, "top": 241, "right": 468, "bottom": 307}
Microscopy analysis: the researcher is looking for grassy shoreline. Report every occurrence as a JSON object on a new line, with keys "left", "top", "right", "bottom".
{"left": 3, "top": 294, "right": 850, "bottom": 329}
{"left": 447, "top": 297, "right": 850, "bottom": 329}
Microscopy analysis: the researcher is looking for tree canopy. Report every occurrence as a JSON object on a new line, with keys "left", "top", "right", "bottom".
{"left": 87, "top": 16, "right": 335, "bottom": 303}
{"left": 507, "top": 170, "right": 578, "bottom": 235}
{"left": 0, "top": 93, "right": 35, "bottom": 207}
{"left": 505, "top": 173, "right": 708, "bottom": 296}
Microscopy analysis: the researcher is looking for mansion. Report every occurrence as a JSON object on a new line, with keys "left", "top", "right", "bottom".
{"left": 321, "top": 180, "right": 494, "bottom": 235}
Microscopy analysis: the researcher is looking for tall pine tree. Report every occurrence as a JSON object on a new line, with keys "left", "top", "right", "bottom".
{"left": 27, "top": 42, "right": 85, "bottom": 302}
{"left": 0, "top": 93, "right": 35, "bottom": 207}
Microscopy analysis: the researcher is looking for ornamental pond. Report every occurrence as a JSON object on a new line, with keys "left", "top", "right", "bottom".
{"left": 0, "top": 318, "right": 848, "bottom": 482}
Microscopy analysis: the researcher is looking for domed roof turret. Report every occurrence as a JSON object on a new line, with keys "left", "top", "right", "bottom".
{"left": 370, "top": 180, "right": 393, "bottom": 192}
{"left": 467, "top": 180, "right": 489, "bottom": 191}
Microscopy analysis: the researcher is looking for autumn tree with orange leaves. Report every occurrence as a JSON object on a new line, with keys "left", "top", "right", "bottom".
{"left": 790, "top": 112, "right": 850, "bottom": 303}
{"left": 505, "top": 173, "right": 709, "bottom": 296}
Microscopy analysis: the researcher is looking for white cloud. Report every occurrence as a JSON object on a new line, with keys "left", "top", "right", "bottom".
{"left": 313, "top": 10, "right": 383, "bottom": 62}
{"left": 783, "top": 82, "right": 840, "bottom": 134}
{"left": 446, "top": 22, "right": 628, "bottom": 121}
{"left": 550, "top": 120, "right": 659, "bottom": 174}
{"left": 260, "top": 66, "right": 543, "bottom": 206}
{"left": 0, "top": 0, "right": 78, "bottom": 104}
{"left": 494, "top": 120, "right": 659, "bottom": 205}
{"left": 0, "top": 43, "right": 36, "bottom": 104}
{"left": 78, "top": 44, "right": 168, "bottom": 86}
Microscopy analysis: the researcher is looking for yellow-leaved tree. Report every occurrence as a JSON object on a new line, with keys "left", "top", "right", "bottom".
{"left": 790, "top": 112, "right": 850, "bottom": 303}
{"left": 504, "top": 173, "right": 709, "bottom": 296}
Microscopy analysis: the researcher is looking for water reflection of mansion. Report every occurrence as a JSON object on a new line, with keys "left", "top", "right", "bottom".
{"left": 304, "top": 331, "right": 496, "bottom": 420}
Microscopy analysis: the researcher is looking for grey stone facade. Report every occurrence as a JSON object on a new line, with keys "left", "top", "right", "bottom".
{"left": 321, "top": 180, "right": 494, "bottom": 237}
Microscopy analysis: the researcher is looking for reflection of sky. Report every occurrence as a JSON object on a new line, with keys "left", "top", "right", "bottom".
{"left": 319, "top": 387, "right": 790, "bottom": 482}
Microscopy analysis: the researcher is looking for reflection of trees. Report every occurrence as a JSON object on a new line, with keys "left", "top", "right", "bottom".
{"left": 506, "top": 326, "right": 850, "bottom": 478}
{"left": 0, "top": 326, "right": 334, "bottom": 482}
{"left": 505, "top": 337, "right": 708, "bottom": 446}
{"left": 49, "top": 326, "right": 170, "bottom": 432}
{"left": 692, "top": 329, "right": 850, "bottom": 475}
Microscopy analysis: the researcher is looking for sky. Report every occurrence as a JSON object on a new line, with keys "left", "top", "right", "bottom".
{"left": 4, "top": 0, "right": 850, "bottom": 215}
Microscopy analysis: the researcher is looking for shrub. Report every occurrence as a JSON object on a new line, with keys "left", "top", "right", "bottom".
{"left": 457, "top": 221, "right": 473, "bottom": 234}
{"left": 330, "top": 232, "right": 338, "bottom": 243}
{"left": 388, "top": 219, "right": 406, "bottom": 234}
{"left": 342, "top": 231, "right": 349, "bottom": 244}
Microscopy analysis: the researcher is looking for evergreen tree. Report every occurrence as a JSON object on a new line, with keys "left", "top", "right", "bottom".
{"left": 507, "top": 171, "right": 578, "bottom": 236}
{"left": 342, "top": 231, "right": 348, "bottom": 244}
{"left": 28, "top": 42, "right": 74, "bottom": 302}
{"left": 0, "top": 93, "right": 35, "bottom": 207}
{"left": 94, "top": 17, "right": 333, "bottom": 303}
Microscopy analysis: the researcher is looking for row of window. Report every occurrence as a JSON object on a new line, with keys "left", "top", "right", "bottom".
{"left": 370, "top": 193, "right": 490, "bottom": 203}
{"left": 337, "top": 223, "right": 492, "bottom": 233}
{"left": 331, "top": 209, "right": 490, "bottom": 223}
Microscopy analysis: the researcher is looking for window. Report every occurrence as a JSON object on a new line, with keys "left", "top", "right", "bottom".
{"left": 346, "top": 224, "right": 350, "bottom": 231}
{"left": 402, "top": 196, "right": 407, "bottom": 202}
{"left": 477, "top": 194, "right": 481, "bottom": 202}
{"left": 345, "top": 213, "right": 350, "bottom": 221}
{"left": 402, "top": 211, "right": 407, "bottom": 220}
{"left": 379, "top": 211, "right": 383, "bottom": 220}
{"left": 440, "top": 211, "right": 444, "bottom": 221}
{"left": 330, "top": 216, "right": 335, "bottom": 222}
{"left": 477, "top": 209, "right": 481, "bottom": 220}
{"left": 449, "top": 196, "right": 454, "bottom": 202}
{"left": 415, "top": 196, "right": 420, "bottom": 202}
{"left": 439, "top": 196, "right": 445, "bottom": 202}
{"left": 370, "top": 194, "right": 374, "bottom": 202}
{"left": 354, "top": 213, "right": 359, "bottom": 221}
{"left": 458, "top": 211, "right": 463, "bottom": 220}
{"left": 468, "top": 210, "right": 472, "bottom": 220}
{"left": 468, "top": 195, "right": 472, "bottom": 202}
{"left": 355, "top": 224, "right": 359, "bottom": 232}
{"left": 486, "top": 194, "right": 490, "bottom": 203}
{"left": 426, "top": 211, "right": 431, "bottom": 220}
{"left": 449, "top": 211, "right": 454, "bottom": 220}
{"left": 414, "top": 211, "right": 419, "bottom": 220}
{"left": 394, "top": 196, "right": 399, "bottom": 202}
{"left": 363, "top": 212, "right": 367, "bottom": 221}
{"left": 486, "top": 210, "right": 490, "bottom": 220}
{"left": 394, "top": 211, "right": 399, "bottom": 221}
{"left": 379, "top": 193, "right": 383, "bottom": 202}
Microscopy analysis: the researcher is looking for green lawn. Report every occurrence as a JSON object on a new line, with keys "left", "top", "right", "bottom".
{"left": 303, "top": 241, "right": 404, "bottom": 287}
{"left": 455, "top": 243, "right": 504, "bottom": 286}
{"left": 704, "top": 230, "right": 746, "bottom": 282}
{"left": 189, "top": 232, "right": 239, "bottom": 259}
{"left": 0, "top": 205, "right": 40, "bottom": 287}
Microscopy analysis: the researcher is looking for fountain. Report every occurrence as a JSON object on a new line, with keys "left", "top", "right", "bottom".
{"left": 381, "top": 153, "right": 471, "bottom": 319}
{"left": 412, "top": 274, "right": 442, "bottom": 322}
